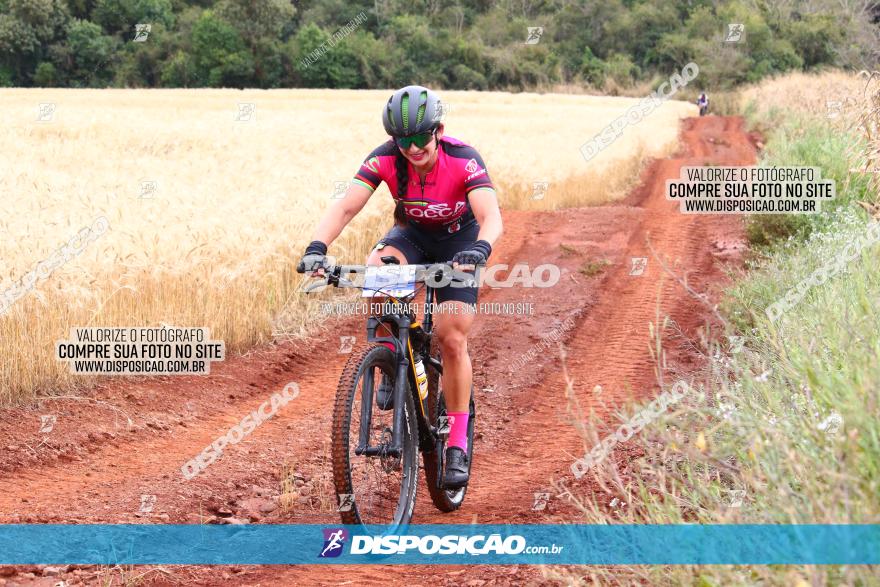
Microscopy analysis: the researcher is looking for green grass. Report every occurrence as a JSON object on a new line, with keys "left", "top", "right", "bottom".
{"left": 742, "top": 108, "right": 875, "bottom": 250}
{"left": 559, "top": 243, "right": 581, "bottom": 257}
{"left": 578, "top": 258, "right": 611, "bottom": 277}
{"left": 553, "top": 98, "right": 880, "bottom": 586}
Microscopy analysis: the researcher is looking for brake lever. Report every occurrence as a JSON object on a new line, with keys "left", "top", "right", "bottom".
{"left": 302, "top": 279, "right": 330, "bottom": 294}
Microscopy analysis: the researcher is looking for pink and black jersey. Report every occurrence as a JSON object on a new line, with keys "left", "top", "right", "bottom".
{"left": 352, "top": 136, "right": 495, "bottom": 233}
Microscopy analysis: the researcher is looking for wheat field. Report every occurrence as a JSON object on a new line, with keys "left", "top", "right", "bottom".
{"left": 739, "top": 70, "right": 880, "bottom": 194}
{"left": 0, "top": 88, "right": 695, "bottom": 404}
{"left": 739, "top": 70, "right": 869, "bottom": 123}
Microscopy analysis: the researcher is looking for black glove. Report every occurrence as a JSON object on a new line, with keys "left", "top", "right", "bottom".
{"left": 296, "top": 240, "right": 328, "bottom": 273}
{"left": 451, "top": 240, "right": 492, "bottom": 267}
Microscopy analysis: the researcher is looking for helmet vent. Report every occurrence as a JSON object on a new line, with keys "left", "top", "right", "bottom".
{"left": 382, "top": 86, "right": 439, "bottom": 137}
{"left": 401, "top": 93, "right": 409, "bottom": 132}
{"left": 417, "top": 90, "right": 427, "bottom": 125}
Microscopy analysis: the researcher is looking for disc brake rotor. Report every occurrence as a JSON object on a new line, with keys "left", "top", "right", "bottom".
{"left": 379, "top": 427, "right": 400, "bottom": 473}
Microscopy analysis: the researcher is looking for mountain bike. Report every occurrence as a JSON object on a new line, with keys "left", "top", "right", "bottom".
{"left": 298, "top": 258, "right": 476, "bottom": 530}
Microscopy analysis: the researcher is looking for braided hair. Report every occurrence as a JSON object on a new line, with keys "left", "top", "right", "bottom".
{"left": 393, "top": 144, "right": 409, "bottom": 226}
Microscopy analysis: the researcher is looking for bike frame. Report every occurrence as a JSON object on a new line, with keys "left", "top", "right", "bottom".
{"left": 304, "top": 262, "right": 467, "bottom": 462}
{"left": 355, "top": 271, "right": 444, "bottom": 459}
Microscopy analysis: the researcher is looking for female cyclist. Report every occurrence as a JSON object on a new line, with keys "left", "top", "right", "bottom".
{"left": 296, "top": 85, "right": 503, "bottom": 488}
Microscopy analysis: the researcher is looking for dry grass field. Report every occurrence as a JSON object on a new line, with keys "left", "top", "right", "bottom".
{"left": 739, "top": 70, "right": 880, "bottom": 193}
{"left": 739, "top": 70, "right": 869, "bottom": 123}
{"left": 0, "top": 88, "right": 695, "bottom": 404}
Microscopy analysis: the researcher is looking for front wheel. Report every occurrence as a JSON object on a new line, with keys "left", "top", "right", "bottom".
{"left": 331, "top": 344, "right": 419, "bottom": 528}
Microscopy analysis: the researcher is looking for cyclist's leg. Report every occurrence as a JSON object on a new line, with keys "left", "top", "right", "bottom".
{"left": 430, "top": 227, "right": 480, "bottom": 487}
{"left": 366, "top": 243, "right": 408, "bottom": 266}
{"left": 434, "top": 287, "right": 477, "bottom": 487}
{"left": 366, "top": 223, "right": 430, "bottom": 267}
{"left": 429, "top": 220, "right": 480, "bottom": 422}
{"left": 433, "top": 309, "right": 475, "bottom": 411}
{"left": 366, "top": 244, "right": 409, "bottom": 267}
{"left": 433, "top": 293, "right": 477, "bottom": 448}
{"left": 365, "top": 227, "right": 418, "bottom": 347}
{"left": 366, "top": 243, "right": 408, "bottom": 345}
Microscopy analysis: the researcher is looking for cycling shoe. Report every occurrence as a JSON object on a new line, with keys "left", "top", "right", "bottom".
{"left": 442, "top": 446, "right": 470, "bottom": 488}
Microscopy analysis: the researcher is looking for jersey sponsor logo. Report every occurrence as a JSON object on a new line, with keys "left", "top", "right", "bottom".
{"left": 464, "top": 158, "right": 480, "bottom": 174}
{"left": 364, "top": 156, "right": 380, "bottom": 173}
{"left": 465, "top": 168, "right": 486, "bottom": 182}
{"left": 405, "top": 200, "right": 465, "bottom": 220}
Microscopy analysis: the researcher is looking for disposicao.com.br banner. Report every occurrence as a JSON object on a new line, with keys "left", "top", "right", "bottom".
{"left": 0, "top": 524, "right": 877, "bottom": 565}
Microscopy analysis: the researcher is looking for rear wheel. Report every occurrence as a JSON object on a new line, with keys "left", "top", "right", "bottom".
{"left": 422, "top": 337, "right": 475, "bottom": 512}
{"left": 331, "top": 344, "right": 419, "bottom": 528}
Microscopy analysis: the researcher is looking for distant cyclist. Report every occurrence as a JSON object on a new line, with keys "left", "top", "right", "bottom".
{"left": 697, "top": 92, "right": 709, "bottom": 116}
{"left": 297, "top": 85, "right": 503, "bottom": 488}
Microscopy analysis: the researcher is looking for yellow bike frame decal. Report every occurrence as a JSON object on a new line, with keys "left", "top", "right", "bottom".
{"left": 407, "top": 337, "right": 427, "bottom": 419}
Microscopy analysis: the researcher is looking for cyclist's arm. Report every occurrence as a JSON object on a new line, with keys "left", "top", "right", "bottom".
{"left": 458, "top": 145, "right": 502, "bottom": 249}
{"left": 312, "top": 144, "right": 395, "bottom": 246}
{"left": 468, "top": 188, "right": 503, "bottom": 248}
{"left": 311, "top": 182, "right": 374, "bottom": 246}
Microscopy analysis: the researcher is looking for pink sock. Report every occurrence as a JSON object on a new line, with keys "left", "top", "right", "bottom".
{"left": 447, "top": 411, "right": 469, "bottom": 450}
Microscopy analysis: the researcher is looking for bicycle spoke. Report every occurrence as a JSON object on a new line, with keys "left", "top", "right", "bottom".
{"left": 347, "top": 364, "right": 405, "bottom": 524}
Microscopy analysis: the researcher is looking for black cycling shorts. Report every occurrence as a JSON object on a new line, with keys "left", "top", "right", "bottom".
{"left": 374, "top": 220, "right": 480, "bottom": 305}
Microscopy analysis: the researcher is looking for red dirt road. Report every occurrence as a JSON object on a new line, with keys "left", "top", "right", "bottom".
{"left": 0, "top": 116, "right": 757, "bottom": 586}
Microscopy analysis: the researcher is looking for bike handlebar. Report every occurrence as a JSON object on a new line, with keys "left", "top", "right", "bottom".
{"left": 299, "top": 262, "right": 479, "bottom": 294}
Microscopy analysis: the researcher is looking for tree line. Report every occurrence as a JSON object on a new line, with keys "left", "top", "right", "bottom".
{"left": 1, "top": 0, "right": 877, "bottom": 90}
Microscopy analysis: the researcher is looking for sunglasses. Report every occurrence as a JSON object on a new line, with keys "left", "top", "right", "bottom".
{"left": 394, "top": 130, "right": 435, "bottom": 150}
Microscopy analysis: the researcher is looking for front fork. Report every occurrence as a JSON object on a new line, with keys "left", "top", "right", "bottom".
{"left": 355, "top": 315, "right": 414, "bottom": 458}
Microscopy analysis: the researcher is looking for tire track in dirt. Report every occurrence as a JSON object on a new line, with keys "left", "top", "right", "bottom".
{"left": 0, "top": 116, "right": 758, "bottom": 586}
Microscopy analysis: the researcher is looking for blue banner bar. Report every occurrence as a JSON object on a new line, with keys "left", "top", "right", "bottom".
{"left": 0, "top": 525, "right": 877, "bottom": 565}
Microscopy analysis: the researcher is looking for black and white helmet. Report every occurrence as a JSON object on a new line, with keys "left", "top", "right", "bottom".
{"left": 382, "top": 85, "right": 443, "bottom": 137}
